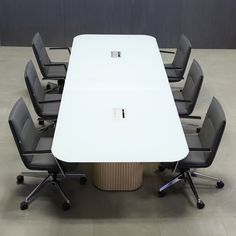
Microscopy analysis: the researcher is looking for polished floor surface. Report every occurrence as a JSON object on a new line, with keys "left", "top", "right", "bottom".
{"left": 0, "top": 47, "right": 235, "bottom": 235}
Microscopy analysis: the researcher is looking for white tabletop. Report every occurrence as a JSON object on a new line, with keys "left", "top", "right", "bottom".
{"left": 52, "top": 34, "right": 189, "bottom": 163}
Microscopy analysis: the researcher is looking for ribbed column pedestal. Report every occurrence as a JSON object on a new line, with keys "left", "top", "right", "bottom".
{"left": 93, "top": 163, "right": 143, "bottom": 191}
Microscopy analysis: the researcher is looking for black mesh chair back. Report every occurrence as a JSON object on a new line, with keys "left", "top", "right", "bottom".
{"left": 24, "top": 61, "right": 44, "bottom": 117}
{"left": 32, "top": 32, "right": 51, "bottom": 78}
{"left": 8, "top": 98, "right": 39, "bottom": 169}
{"left": 199, "top": 97, "right": 226, "bottom": 166}
{"left": 172, "top": 35, "right": 192, "bottom": 77}
{"left": 182, "top": 59, "right": 203, "bottom": 114}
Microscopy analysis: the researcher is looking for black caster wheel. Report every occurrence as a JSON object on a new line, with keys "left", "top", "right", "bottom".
{"left": 16, "top": 175, "right": 24, "bottom": 184}
{"left": 38, "top": 120, "right": 44, "bottom": 125}
{"left": 62, "top": 202, "right": 71, "bottom": 211}
{"left": 20, "top": 201, "right": 28, "bottom": 210}
{"left": 46, "top": 84, "right": 51, "bottom": 90}
{"left": 158, "top": 190, "right": 166, "bottom": 198}
{"left": 197, "top": 200, "right": 205, "bottom": 209}
{"left": 216, "top": 181, "right": 224, "bottom": 189}
{"left": 80, "top": 177, "right": 87, "bottom": 185}
{"left": 158, "top": 166, "right": 165, "bottom": 172}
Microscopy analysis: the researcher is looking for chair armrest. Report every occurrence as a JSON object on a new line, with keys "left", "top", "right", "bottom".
{"left": 174, "top": 99, "right": 192, "bottom": 103}
{"left": 38, "top": 99, "right": 61, "bottom": 104}
{"left": 44, "top": 63, "right": 67, "bottom": 71}
{"left": 166, "top": 66, "right": 183, "bottom": 70}
{"left": 49, "top": 47, "right": 71, "bottom": 54}
{"left": 23, "top": 150, "right": 52, "bottom": 155}
{"left": 189, "top": 147, "right": 211, "bottom": 152}
{"left": 160, "top": 50, "right": 175, "bottom": 54}
{"left": 42, "top": 76, "right": 65, "bottom": 80}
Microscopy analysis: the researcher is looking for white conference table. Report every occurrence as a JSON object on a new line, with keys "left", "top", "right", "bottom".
{"left": 52, "top": 34, "right": 188, "bottom": 164}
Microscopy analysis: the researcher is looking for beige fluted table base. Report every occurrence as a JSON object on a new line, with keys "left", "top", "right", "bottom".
{"left": 93, "top": 163, "right": 143, "bottom": 191}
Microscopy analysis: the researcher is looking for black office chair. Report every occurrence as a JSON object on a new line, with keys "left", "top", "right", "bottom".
{"left": 158, "top": 97, "right": 226, "bottom": 209}
{"left": 161, "top": 35, "right": 192, "bottom": 83}
{"left": 24, "top": 60, "right": 61, "bottom": 127}
{"left": 8, "top": 98, "right": 87, "bottom": 210}
{"left": 32, "top": 32, "right": 70, "bottom": 93}
{"left": 173, "top": 59, "right": 203, "bottom": 119}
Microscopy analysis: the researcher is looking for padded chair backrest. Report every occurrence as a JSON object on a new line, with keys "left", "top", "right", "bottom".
{"left": 199, "top": 97, "right": 226, "bottom": 166}
{"left": 32, "top": 32, "right": 51, "bottom": 77}
{"left": 24, "top": 61, "right": 44, "bottom": 117}
{"left": 8, "top": 98, "right": 39, "bottom": 169}
{"left": 182, "top": 59, "right": 203, "bottom": 114}
{"left": 172, "top": 35, "right": 192, "bottom": 77}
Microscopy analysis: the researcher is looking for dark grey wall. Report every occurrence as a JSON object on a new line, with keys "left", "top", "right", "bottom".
{"left": 1, "top": 0, "right": 236, "bottom": 48}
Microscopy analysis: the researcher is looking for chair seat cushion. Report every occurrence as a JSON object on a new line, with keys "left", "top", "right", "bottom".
{"left": 160, "top": 134, "right": 210, "bottom": 170}
{"left": 166, "top": 68, "right": 178, "bottom": 77}
{"left": 30, "top": 154, "right": 58, "bottom": 171}
{"left": 164, "top": 63, "right": 174, "bottom": 69}
{"left": 166, "top": 68, "right": 184, "bottom": 82}
{"left": 172, "top": 90, "right": 183, "bottom": 99}
{"left": 172, "top": 90, "right": 189, "bottom": 115}
{"left": 30, "top": 137, "right": 77, "bottom": 171}
{"left": 30, "top": 137, "right": 58, "bottom": 171}
{"left": 43, "top": 93, "right": 62, "bottom": 117}
{"left": 179, "top": 134, "right": 210, "bottom": 169}
{"left": 37, "top": 137, "right": 53, "bottom": 150}
{"left": 42, "top": 101, "right": 60, "bottom": 118}
{"left": 46, "top": 62, "right": 68, "bottom": 78}
{"left": 44, "top": 93, "right": 62, "bottom": 101}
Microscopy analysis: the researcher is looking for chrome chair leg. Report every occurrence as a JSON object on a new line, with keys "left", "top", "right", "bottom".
{"left": 185, "top": 172, "right": 205, "bottom": 209}
{"left": 25, "top": 174, "right": 50, "bottom": 203}
{"left": 53, "top": 181, "right": 70, "bottom": 204}
{"left": 53, "top": 181, "right": 71, "bottom": 210}
{"left": 20, "top": 171, "right": 48, "bottom": 178}
{"left": 159, "top": 173, "right": 183, "bottom": 192}
{"left": 57, "top": 173, "right": 87, "bottom": 184}
{"left": 18, "top": 171, "right": 86, "bottom": 210}
{"left": 19, "top": 174, "right": 51, "bottom": 210}
{"left": 191, "top": 171, "right": 221, "bottom": 182}
{"left": 58, "top": 173, "right": 86, "bottom": 178}
{"left": 191, "top": 171, "right": 224, "bottom": 188}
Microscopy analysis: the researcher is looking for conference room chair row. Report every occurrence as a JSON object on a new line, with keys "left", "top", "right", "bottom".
{"left": 32, "top": 33, "right": 191, "bottom": 92}
{"left": 8, "top": 33, "right": 226, "bottom": 210}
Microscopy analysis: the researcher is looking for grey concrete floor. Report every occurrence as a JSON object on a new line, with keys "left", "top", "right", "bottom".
{"left": 0, "top": 47, "right": 236, "bottom": 236}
